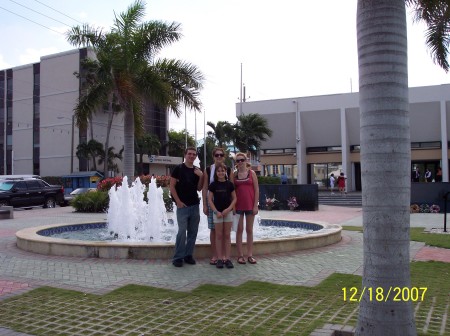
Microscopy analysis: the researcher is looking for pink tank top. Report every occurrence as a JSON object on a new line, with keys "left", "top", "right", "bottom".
{"left": 234, "top": 170, "right": 255, "bottom": 211}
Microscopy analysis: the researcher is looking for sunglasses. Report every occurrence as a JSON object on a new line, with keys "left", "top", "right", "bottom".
{"left": 214, "top": 153, "right": 224, "bottom": 158}
{"left": 236, "top": 158, "right": 246, "bottom": 163}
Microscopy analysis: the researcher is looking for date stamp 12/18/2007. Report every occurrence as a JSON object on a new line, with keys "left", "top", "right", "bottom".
{"left": 342, "top": 287, "right": 428, "bottom": 302}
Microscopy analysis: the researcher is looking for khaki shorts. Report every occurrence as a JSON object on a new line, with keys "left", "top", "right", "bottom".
{"left": 213, "top": 211, "right": 233, "bottom": 224}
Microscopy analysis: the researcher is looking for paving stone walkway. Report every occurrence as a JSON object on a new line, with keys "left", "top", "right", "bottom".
{"left": 0, "top": 205, "right": 448, "bottom": 335}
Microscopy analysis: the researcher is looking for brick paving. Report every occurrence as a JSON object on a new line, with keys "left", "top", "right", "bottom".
{"left": 0, "top": 205, "right": 448, "bottom": 335}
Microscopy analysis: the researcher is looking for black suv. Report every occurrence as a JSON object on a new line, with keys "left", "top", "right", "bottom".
{"left": 0, "top": 178, "right": 65, "bottom": 208}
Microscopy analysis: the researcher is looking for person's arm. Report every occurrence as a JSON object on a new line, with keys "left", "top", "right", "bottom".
{"left": 208, "top": 187, "right": 222, "bottom": 218}
{"left": 251, "top": 170, "right": 259, "bottom": 215}
{"left": 169, "top": 176, "right": 186, "bottom": 208}
{"left": 223, "top": 190, "right": 237, "bottom": 217}
{"left": 202, "top": 168, "right": 209, "bottom": 215}
{"left": 194, "top": 167, "right": 204, "bottom": 191}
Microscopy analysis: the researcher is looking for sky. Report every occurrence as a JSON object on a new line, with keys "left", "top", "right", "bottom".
{"left": 1, "top": 0, "right": 449, "bottom": 140}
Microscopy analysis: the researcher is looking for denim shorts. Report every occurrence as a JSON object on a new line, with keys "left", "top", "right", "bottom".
{"left": 206, "top": 204, "right": 214, "bottom": 229}
{"left": 236, "top": 210, "right": 253, "bottom": 215}
{"left": 213, "top": 211, "right": 234, "bottom": 224}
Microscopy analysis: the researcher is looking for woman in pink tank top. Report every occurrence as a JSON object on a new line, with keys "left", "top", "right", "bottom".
{"left": 234, "top": 152, "right": 259, "bottom": 264}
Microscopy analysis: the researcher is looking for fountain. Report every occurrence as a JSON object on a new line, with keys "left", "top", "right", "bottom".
{"left": 15, "top": 172, "right": 342, "bottom": 259}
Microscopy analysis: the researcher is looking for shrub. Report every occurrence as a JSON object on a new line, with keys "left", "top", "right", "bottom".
{"left": 97, "top": 176, "right": 123, "bottom": 192}
{"left": 71, "top": 191, "right": 109, "bottom": 213}
{"left": 258, "top": 176, "right": 281, "bottom": 184}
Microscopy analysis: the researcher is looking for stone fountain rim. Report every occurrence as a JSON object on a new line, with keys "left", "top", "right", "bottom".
{"left": 15, "top": 219, "right": 342, "bottom": 259}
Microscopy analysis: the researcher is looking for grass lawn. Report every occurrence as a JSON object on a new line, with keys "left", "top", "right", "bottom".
{"left": 342, "top": 226, "right": 450, "bottom": 249}
{"left": 0, "top": 261, "right": 448, "bottom": 336}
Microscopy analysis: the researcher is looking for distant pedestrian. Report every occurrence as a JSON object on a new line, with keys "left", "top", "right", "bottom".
{"left": 425, "top": 168, "right": 432, "bottom": 182}
{"left": 336, "top": 172, "right": 347, "bottom": 196}
{"left": 412, "top": 167, "right": 420, "bottom": 182}
{"left": 436, "top": 167, "right": 442, "bottom": 182}
{"left": 281, "top": 173, "right": 288, "bottom": 184}
{"left": 329, "top": 173, "right": 336, "bottom": 195}
{"left": 170, "top": 147, "right": 204, "bottom": 267}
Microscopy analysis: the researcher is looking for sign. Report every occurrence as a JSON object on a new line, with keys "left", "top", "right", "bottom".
{"left": 143, "top": 155, "right": 182, "bottom": 165}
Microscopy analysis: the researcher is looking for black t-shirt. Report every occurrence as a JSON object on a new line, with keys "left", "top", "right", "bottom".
{"left": 208, "top": 180, "right": 235, "bottom": 212}
{"left": 171, "top": 163, "right": 200, "bottom": 206}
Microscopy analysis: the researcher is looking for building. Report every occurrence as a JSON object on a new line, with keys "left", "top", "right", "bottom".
{"left": 0, "top": 48, "right": 172, "bottom": 177}
{"left": 236, "top": 84, "right": 450, "bottom": 190}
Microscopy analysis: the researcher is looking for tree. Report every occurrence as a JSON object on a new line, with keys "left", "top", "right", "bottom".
{"left": 66, "top": 0, "right": 203, "bottom": 180}
{"left": 234, "top": 113, "right": 273, "bottom": 155}
{"left": 135, "top": 133, "right": 161, "bottom": 175}
{"left": 356, "top": 1, "right": 450, "bottom": 334}
{"left": 73, "top": 57, "right": 122, "bottom": 178}
{"left": 206, "top": 121, "right": 234, "bottom": 148}
{"left": 167, "top": 129, "right": 195, "bottom": 157}
{"left": 75, "top": 139, "right": 103, "bottom": 171}
{"left": 196, "top": 135, "right": 217, "bottom": 170}
{"left": 98, "top": 146, "right": 124, "bottom": 175}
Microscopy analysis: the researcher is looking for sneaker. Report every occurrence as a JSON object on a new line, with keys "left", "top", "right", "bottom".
{"left": 216, "top": 259, "right": 224, "bottom": 269}
{"left": 172, "top": 259, "right": 183, "bottom": 267}
{"left": 184, "top": 255, "right": 196, "bottom": 265}
{"left": 224, "top": 259, "right": 234, "bottom": 269}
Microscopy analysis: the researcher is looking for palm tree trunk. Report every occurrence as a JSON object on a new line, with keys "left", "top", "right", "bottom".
{"left": 123, "top": 106, "right": 135, "bottom": 183}
{"left": 103, "top": 105, "right": 114, "bottom": 178}
{"left": 356, "top": 1, "right": 415, "bottom": 335}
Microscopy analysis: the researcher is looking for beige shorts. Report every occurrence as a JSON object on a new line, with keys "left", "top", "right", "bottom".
{"left": 213, "top": 211, "right": 233, "bottom": 224}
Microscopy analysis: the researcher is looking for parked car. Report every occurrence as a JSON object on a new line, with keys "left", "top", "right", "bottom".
{"left": 63, "top": 188, "right": 97, "bottom": 206}
{"left": 0, "top": 178, "right": 65, "bottom": 208}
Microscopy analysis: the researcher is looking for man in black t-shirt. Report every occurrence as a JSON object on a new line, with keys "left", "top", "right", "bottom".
{"left": 170, "top": 147, "right": 203, "bottom": 267}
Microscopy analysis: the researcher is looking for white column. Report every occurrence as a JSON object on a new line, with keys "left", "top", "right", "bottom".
{"left": 340, "top": 107, "right": 352, "bottom": 190}
{"left": 292, "top": 99, "right": 303, "bottom": 184}
{"left": 441, "top": 100, "right": 448, "bottom": 182}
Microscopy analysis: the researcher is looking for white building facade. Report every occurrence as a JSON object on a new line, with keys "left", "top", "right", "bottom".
{"left": 0, "top": 48, "right": 172, "bottom": 177}
{"left": 237, "top": 84, "right": 450, "bottom": 191}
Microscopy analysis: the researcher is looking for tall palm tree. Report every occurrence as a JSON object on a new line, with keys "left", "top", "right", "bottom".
{"left": 234, "top": 113, "right": 273, "bottom": 155}
{"left": 66, "top": 0, "right": 203, "bottom": 180}
{"left": 206, "top": 120, "right": 234, "bottom": 148}
{"left": 74, "top": 57, "right": 122, "bottom": 178}
{"left": 356, "top": 1, "right": 450, "bottom": 334}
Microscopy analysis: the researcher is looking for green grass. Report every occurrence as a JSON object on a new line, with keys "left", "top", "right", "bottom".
{"left": 342, "top": 226, "right": 450, "bottom": 249}
{"left": 0, "top": 262, "right": 448, "bottom": 336}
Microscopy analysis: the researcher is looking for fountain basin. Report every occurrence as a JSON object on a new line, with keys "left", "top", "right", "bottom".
{"left": 16, "top": 219, "right": 342, "bottom": 260}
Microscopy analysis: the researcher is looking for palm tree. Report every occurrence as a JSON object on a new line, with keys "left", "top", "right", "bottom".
{"left": 234, "top": 113, "right": 273, "bottom": 155}
{"left": 135, "top": 133, "right": 161, "bottom": 175}
{"left": 73, "top": 57, "right": 122, "bottom": 178}
{"left": 75, "top": 139, "right": 103, "bottom": 171}
{"left": 356, "top": 1, "right": 450, "bottom": 334}
{"left": 167, "top": 129, "right": 195, "bottom": 157}
{"left": 98, "top": 146, "right": 124, "bottom": 175}
{"left": 66, "top": 0, "right": 203, "bottom": 180}
{"left": 206, "top": 121, "right": 234, "bottom": 148}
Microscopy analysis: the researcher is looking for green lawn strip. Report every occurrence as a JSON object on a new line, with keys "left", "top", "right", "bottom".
{"left": 342, "top": 226, "right": 450, "bottom": 249}
{"left": 0, "top": 262, "right": 448, "bottom": 335}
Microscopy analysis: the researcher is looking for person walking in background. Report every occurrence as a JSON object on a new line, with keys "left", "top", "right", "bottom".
{"left": 425, "top": 168, "right": 432, "bottom": 182}
{"left": 412, "top": 167, "right": 420, "bottom": 182}
{"left": 170, "top": 147, "right": 203, "bottom": 267}
{"left": 234, "top": 152, "right": 259, "bottom": 265}
{"left": 436, "top": 167, "right": 443, "bottom": 182}
{"left": 208, "top": 163, "right": 237, "bottom": 269}
{"left": 336, "top": 172, "right": 347, "bottom": 196}
{"left": 202, "top": 147, "right": 233, "bottom": 266}
{"left": 329, "top": 173, "right": 336, "bottom": 195}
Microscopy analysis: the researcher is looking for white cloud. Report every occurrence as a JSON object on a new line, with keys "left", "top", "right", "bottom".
{"left": 19, "top": 47, "right": 60, "bottom": 66}
{"left": 0, "top": 54, "right": 11, "bottom": 69}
